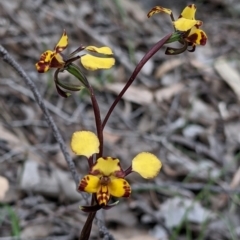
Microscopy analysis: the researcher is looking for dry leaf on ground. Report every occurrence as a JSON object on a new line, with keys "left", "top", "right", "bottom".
{"left": 106, "top": 83, "right": 153, "bottom": 105}
{"left": 0, "top": 176, "right": 9, "bottom": 201}
{"left": 154, "top": 83, "right": 184, "bottom": 103}
{"left": 214, "top": 58, "right": 240, "bottom": 100}
{"left": 155, "top": 59, "right": 184, "bottom": 79}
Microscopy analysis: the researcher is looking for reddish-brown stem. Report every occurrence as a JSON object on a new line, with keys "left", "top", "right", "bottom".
{"left": 79, "top": 196, "right": 96, "bottom": 240}
{"left": 102, "top": 33, "right": 172, "bottom": 129}
{"left": 124, "top": 166, "right": 132, "bottom": 177}
{"left": 88, "top": 85, "right": 103, "bottom": 157}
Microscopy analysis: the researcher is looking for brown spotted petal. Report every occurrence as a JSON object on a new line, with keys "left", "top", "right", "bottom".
{"left": 35, "top": 51, "right": 65, "bottom": 73}
{"left": 147, "top": 6, "right": 172, "bottom": 18}
{"left": 186, "top": 26, "right": 207, "bottom": 45}
{"left": 35, "top": 50, "right": 54, "bottom": 73}
{"left": 108, "top": 178, "right": 131, "bottom": 198}
{"left": 78, "top": 175, "right": 99, "bottom": 193}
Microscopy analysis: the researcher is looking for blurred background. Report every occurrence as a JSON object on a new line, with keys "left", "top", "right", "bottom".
{"left": 0, "top": 0, "right": 240, "bottom": 239}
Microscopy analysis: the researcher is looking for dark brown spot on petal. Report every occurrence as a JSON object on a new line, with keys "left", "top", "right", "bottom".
{"left": 195, "top": 21, "right": 203, "bottom": 28}
{"left": 114, "top": 170, "right": 125, "bottom": 178}
{"left": 147, "top": 6, "right": 166, "bottom": 18}
{"left": 186, "top": 33, "right": 198, "bottom": 44}
{"left": 200, "top": 32, "right": 207, "bottom": 45}
{"left": 36, "top": 62, "right": 49, "bottom": 73}
{"left": 50, "top": 55, "right": 65, "bottom": 68}
{"left": 123, "top": 185, "right": 131, "bottom": 197}
{"left": 100, "top": 176, "right": 110, "bottom": 186}
{"left": 188, "top": 4, "right": 195, "bottom": 9}
{"left": 78, "top": 177, "right": 88, "bottom": 191}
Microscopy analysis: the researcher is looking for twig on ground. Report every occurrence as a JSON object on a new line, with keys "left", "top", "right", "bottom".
{"left": 0, "top": 44, "right": 113, "bottom": 239}
{"left": 95, "top": 210, "right": 115, "bottom": 240}
{"left": 0, "top": 78, "right": 74, "bottom": 122}
{"left": 0, "top": 44, "right": 80, "bottom": 187}
{"left": 169, "top": 134, "right": 223, "bottom": 165}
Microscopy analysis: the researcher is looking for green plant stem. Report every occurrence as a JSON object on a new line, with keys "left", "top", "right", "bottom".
{"left": 102, "top": 33, "right": 172, "bottom": 129}
{"left": 5, "top": 205, "right": 20, "bottom": 238}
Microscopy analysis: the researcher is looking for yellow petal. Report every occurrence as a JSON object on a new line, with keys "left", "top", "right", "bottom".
{"left": 35, "top": 50, "right": 54, "bottom": 73}
{"left": 147, "top": 6, "right": 172, "bottom": 18}
{"left": 179, "top": 4, "right": 196, "bottom": 20}
{"left": 132, "top": 152, "right": 162, "bottom": 179}
{"left": 97, "top": 185, "right": 110, "bottom": 205}
{"left": 187, "top": 27, "right": 207, "bottom": 45}
{"left": 80, "top": 54, "right": 115, "bottom": 71}
{"left": 91, "top": 157, "right": 122, "bottom": 176}
{"left": 54, "top": 30, "right": 68, "bottom": 53}
{"left": 109, "top": 178, "right": 131, "bottom": 198}
{"left": 173, "top": 18, "right": 202, "bottom": 32}
{"left": 78, "top": 174, "right": 99, "bottom": 193}
{"left": 85, "top": 46, "right": 113, "bottom": 55}
{"left": 71, "top": 131, "right": 100, "bottom": 158}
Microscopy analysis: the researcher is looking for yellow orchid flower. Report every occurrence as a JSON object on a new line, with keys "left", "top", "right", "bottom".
{"left": 36, "top": 31, "right": 115, "bottom": 73}
{"left": 71, "top": 131, "right": 162, "bottom": 209}
{"left": 147, "top": 4, "right": 207, "bottom": 52}
{"left": 35, "top": 30, "right": 68, "bottom": 73}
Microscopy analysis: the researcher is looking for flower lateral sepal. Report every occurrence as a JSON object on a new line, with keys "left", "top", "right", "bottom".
{"left": 80, "top": 204, "right": 102, "bottom": 213}
{"left": 165, "top": 40, "right": 188, "bottom": 55}
{"left": 55, "top": 83, "right": 71, "bottom": 98}
{"left": 54, "top": 67, "right": 85, "bottom": 98}
{"left": 66, "top": 63, "right": 89, "bottom": 87}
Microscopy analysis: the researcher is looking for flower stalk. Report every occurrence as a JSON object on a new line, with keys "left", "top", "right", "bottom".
{"left": 102, "top": 33, "right": 172, "bottom": 128}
